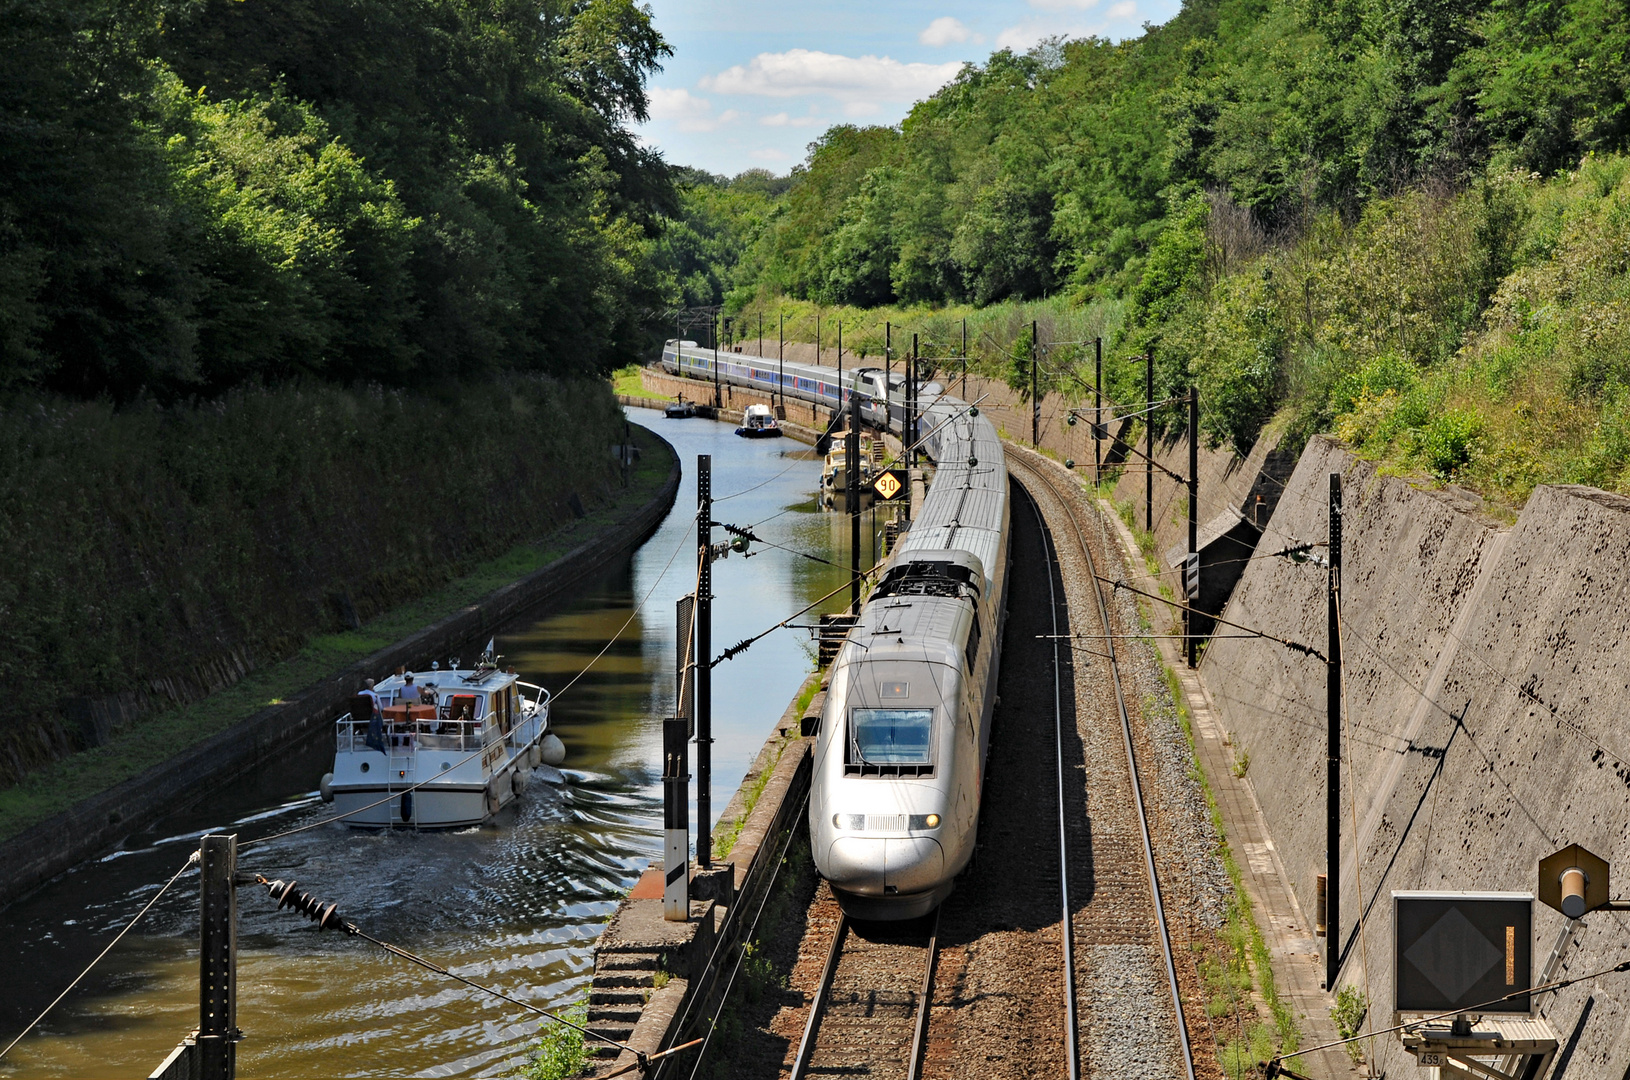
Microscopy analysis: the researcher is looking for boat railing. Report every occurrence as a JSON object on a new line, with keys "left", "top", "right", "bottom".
{"left": 517, "top": 682, "right": 552, "bottom": 713}
{"left": 335, "top": 718, "right": 488, "bottom": 753}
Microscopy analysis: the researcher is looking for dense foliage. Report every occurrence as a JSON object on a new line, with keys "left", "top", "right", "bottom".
{"left": 682, "top": 0, "right": 1630, "bottom": 316}
{"left": 0, "top": 0, "right": 676, "bottom": 400}
{"left": 667, "top": 0, "right": 1630, "bottom": 505}
{"left": 0, "top": 377, "right": 625, "bottom": 785}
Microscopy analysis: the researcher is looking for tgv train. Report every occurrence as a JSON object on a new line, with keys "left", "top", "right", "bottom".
{"left": 660, "top": 341, "right": 930, "bottom": 432}
{"left": 659, "top": 342, "right": 1011, "bottom": 919}
{"left": 807, "top": 394, "right": 1008, "bottom": 918}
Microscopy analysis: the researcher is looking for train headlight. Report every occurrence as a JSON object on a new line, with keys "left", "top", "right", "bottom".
{"left": 908, "top": 813, "right": 941, "bottom": 830}
{"left": 925, "top": 813, "right": 940, "bottom": 828}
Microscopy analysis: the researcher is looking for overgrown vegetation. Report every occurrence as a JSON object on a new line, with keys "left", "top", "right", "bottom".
{"left": 515, "top": 1004, "right": 588, "bottom": 1080}
{"left": 0, "top": 378, "right": 640, "bottom": 794}
{"left": 1, "top": 0, "right": 681, "bottom": 399}
{"left": 1330, "top": 984, "right": 1370, "bottom": 1065}
{"left": 664, "top": 0, "right": 1630, "bottom": 512}
{"left": 0, "top": 414, "right": 670, "bottom": 836}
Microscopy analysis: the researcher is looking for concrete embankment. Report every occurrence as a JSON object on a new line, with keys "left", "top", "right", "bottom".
{"left": 1205, "top": 435, "right": 1630, "bottom": 1077}
{"left": 585, "top": 673, "right": 823, "bottom": 1076}
{"left": 0, "top": 439, "right": 680, "bottom": 909}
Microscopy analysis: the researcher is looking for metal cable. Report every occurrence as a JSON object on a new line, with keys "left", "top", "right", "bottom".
{"left": 673, "top": 790, "right": 810, "bottom": 1080}
{"left": 0, "top": 852, "right": 198, "bottom": 1061}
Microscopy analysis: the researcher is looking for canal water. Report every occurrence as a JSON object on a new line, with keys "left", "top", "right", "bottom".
{"left": 0, "top": 409, "right": 880, "bottom": 1078}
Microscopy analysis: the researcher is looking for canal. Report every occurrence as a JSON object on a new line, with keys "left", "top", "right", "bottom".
{"left": 0, "top": 408, "right": 879, "bottom": 1078}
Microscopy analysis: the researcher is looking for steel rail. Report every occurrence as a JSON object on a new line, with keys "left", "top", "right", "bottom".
{"left": 789, "top": 909, "right": 940, "bottom": 1080}
{"left": 1023, "top": 485, "right": 1081, "bottom": 1080}
{"left": 1008, "top": 450, "right": 1197, "bottom": 1080}
{"left": 789, "top": 912, "right": 848, "bottom": 1080}
{"left": 906, "top": 908, "right": 942, "bottom": 1080}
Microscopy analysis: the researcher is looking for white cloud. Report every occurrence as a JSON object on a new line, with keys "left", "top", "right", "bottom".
{"left": 995, "top": 17, "right": 1095, "bottom": 49}
{"left": 750, "top": 147, "right": 790, "bottom": 162}
{"left": 1107, "top": 1, "right": 1138, "bottom": 16}
{"left": 843, "top": 101, "right": 882, "bottom": 117}
{"left": 700, "top": 49, "right": 964, "bottom": 105}
{"left": 760, "top": 112, "right": 829, "bottom": 128}
{"left": 1027, "top": 0, "right": 1099, "bottom": 10}
{"left": 920, "top": 16, "right": 977, "bottom": 46}
{"left": 646, "top": 88, "right": 745, "bottom": 132}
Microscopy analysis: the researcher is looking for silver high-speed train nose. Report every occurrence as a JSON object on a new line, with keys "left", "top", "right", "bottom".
{"left": 824, "top": 836, "right": 945, "bottom": 895}
{"left": 823, "top": 835, "right": 951, "bottom": 919}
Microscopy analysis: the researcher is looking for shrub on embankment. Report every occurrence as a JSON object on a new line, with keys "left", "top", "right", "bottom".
{"left": 0, "top": 377, "right": 623, "bottom": 788}
{"left": 733, "top": 153, "right": 1630, "bottom": 516}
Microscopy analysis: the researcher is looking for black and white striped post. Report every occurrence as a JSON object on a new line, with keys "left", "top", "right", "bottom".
{"left": 663, "top": 717, "right": 690, "bottom": 921}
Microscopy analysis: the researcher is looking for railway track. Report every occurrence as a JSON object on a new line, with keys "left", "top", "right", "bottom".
{"left": 1005, "top": 449, "right": 1196, "bottom": 1080}
{"left": 789, "top": 906, "right": 939, "bottom": 1080}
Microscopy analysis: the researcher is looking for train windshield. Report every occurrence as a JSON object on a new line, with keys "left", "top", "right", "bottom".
{"left": 850, "top": 708, "right": 933, "bottom": 764}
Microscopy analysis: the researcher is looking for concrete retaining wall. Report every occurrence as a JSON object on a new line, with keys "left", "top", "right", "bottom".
{"left": 588, "top": 672, "right": 821, "bottom": 1076}
{"left": 1204, "top": 435, "right": 1630, "bottom": 1077}
{"left": 0, "top": 440, "right": 681, "bottom": 909}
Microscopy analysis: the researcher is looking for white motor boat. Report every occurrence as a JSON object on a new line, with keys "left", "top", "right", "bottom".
{"left": 322, "top": 654, "right": 559, "bottom": 828}
{"left": 736, "top": 402, "right": 784, "bottom": 438}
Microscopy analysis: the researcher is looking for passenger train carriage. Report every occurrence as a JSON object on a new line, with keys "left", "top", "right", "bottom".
{"left": 656, "top": 341, "right": 1009, "bottom": 919}
{"left": 661, "top": 341, "right": 923, "bottom": 433}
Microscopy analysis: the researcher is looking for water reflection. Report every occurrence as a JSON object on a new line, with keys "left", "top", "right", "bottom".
{"left": 0, "top": 408, "right": 876, "bottom": 1077}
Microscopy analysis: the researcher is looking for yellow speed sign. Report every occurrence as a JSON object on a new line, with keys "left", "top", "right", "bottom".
{"left": 873, "top": 469, "right": 906, "bottom": 501}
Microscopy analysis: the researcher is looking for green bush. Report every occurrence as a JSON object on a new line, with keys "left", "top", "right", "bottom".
{"left": 1416, "top": 410, "right": 1483, "bottom": 478}
{"left": 516, "top": 1005, "right": 588, "bottom": 1080}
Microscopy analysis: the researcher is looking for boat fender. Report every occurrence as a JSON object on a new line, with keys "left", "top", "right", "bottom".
{"left": 528, "top": 743, "right": 542, "bottom": 769}
{"left": 540, "top": 733, "right": 566, "bottom": 766}
{"left": 400, "top": 790, "right": 413, "bottom": 823}
{"left": 319, "top": 773, "right": 335, "bottom": 803}
{"left": 512, "top": 769, "right": 529, "bottom": 796}
{"left": 486, "top": 775, "right": 503, "bottom": 815}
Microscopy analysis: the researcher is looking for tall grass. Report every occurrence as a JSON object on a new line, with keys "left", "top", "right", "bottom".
{"left": 0, "top": 377, "right": 623, "bottom": 786}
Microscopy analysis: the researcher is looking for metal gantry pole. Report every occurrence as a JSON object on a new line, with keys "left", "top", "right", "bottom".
{"left": 951, "top": 319, "right": 964, "bottom": 399}
{"left": 1326, "top": 471, "right": 1343, "bottom": 989}
{"left": 849, "top": 392, "right": 861, "bottom": 614}
{"left": 837, "top": 321, "right": 844, "bottom": 408}
{"left": 1094, "top": 337, "right": 1103, "bottom": 486}
{"left": 697, "top": 455, "right": 713, "bottom": 869}
{"left": 884, "top": 322, "right": 892, "bottom": 430}
{"left": 1187, "top": 386, "right": 1199, "bottom": 668}
{"left": 712, "top": 316, "right": 721, "bottom": 409}
{"left": 1145, "top": 347, "right": 1154, "bottom": 532}
{"left": 198, "top": 834, "right": 238, "bottom": 1080}
{"left": 1031, "top": 320, "right": 1039, "bottom": 447}
{"left": 779, "top": 313, "right": 785, "bottom": 412}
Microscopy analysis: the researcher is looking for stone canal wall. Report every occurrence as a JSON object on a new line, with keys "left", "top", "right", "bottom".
{"left": 0, "top": 439, "right": 681, "bottom": 909}
{"left": 587, "top": 672, "right": 823, "bottom": 1076}
{"left": 1204, "top": 435, "right": 1630, "bottom": 1077}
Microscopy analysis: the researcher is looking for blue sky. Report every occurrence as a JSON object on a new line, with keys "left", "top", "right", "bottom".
{"left": 637, "top": 0, "right": 1182, "bottom": 177}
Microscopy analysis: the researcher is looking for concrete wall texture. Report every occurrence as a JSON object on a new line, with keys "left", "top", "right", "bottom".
{"left": 1204, "top": 435, "right": 1630, "bottom": 1077}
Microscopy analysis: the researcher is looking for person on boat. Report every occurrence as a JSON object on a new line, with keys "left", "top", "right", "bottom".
{"left": 358, "top": 679, "right": 386, "bottom": 752}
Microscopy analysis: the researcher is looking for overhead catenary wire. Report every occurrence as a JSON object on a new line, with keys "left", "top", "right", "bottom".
{"left": 246, "top": 874, "right": 681, "bottom": 1068}
{"left": 0, "top": 852, "right": 199, "bottom": 1061}
{"left": 677, "top": 790, "right": 810, "bottom": 1080}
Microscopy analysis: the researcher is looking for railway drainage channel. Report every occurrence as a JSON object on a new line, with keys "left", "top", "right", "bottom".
{"left": 676, "top": 452, "right": 1237, "bottom": 1080}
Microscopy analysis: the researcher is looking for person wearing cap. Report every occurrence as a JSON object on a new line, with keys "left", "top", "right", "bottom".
{"left": 360, "top": 678, "right": 386, "bottom": 752}
{"left": 394, "top": 673, "right": 419, "bottom": 747}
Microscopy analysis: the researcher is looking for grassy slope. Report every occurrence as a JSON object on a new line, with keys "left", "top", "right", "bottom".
{"left": 0, "top": 425, "right": 673, "bottom": 843}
